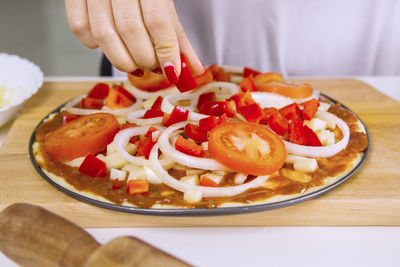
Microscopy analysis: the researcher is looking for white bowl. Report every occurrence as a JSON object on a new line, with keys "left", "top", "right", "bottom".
{"left": 0, "top": 53, "right": 43, "bottom": 127}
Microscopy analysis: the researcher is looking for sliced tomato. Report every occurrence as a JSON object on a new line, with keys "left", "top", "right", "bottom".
{"left": 81, "top": 97, "right": 103, "bottom": 109}
{"left": 252, "top": 72, "right": 284, "bottom": 86}
{"left": 208, "top": 122, "right": 286, "bottom": 175}
{"left": 44, "top": 113, "right": 119, "bottom": 161}
{"left": 106, "top": 86, "right": 133, "bottom": 109}
{"left": 208, "top": 64, "right": 230, "bottom": 81}
{"left": 243, "top": 67, "right": 261, "bottom": 78}
{"left": 300, "top": 99, "right": 319, "bottom": 120}
{"left": 87, "top": 83, "right": 110, "bottom": 99}
{"left": 127, "top": 180, "right": 149, "bottom": 195}
{"left": 256, "top": 81, "right": 313, "bottom": 99}
{"left": 195, "top": 69, "right": 213, "bottom": 87}
{"left": 185, "top": 123, "right": 207, "bottom": 143}
{"left": 62, "top": 113, "right": 80, "bottom": 125}
{"left": 128, "top": 69, "right": 172, "bottom": 92}
{"left": 175, "top": 135, "right": 204, "bottom": 157}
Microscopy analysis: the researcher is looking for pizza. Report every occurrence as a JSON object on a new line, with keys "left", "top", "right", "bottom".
{"left": 31, "top": 61, "right": 368, "bottom": 211}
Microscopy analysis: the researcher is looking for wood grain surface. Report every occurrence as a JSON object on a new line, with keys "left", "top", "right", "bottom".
{"left": 0, "top": 79, "right": 399, "bottom": 227}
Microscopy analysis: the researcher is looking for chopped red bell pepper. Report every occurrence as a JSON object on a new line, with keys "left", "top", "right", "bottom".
{"left": 145, "top": 127, "right": 158, "bottom": 138}
{"left": 200, "top": 176, "right": 219, "bottom": 187}
{"left": 237, "top": 91, "right": 257, "bottom": 107}
{"left": 127, "top": 180, "right": 149, "bottom": 195}
{"left": 62, "top": 114, "right": 80, "bottom": 125}
{"left": 150, "top": 96, "right": 163, "bottom": 111}
{"left": 259, "top": 107, "right": 278, "bottom": 125}
{"left": 162, "top": 105, "right": 189, "bottom": 127}
{"left": 115, "top": 85, "right": 136, "bottom": 102}
{"left": 224, "top": 100, "right": 236, "bottom": 117}
{"left": 112, "top": 179, "right": 122, "bottom": 190}
{"left": 218, "top": 114, "right": 229, "bottom": 124}
{"left": 78, "top": 154, "right": 108, "bottom": 178}
{"left": 228, "top": 92, "right": 244, "bottom": 107}
{"left": 136, "top": 136, "right": 156, "bottom": 159}
{"left": 195, "top": 69, "right": 213, "bottom": 87}
{"left": 208, "top": 64, "right": 230, "bottom": 81}
{"left": 88, "top": 83, "right": 110, "bottom": 99}
{"left": 81, "top": 97, "right": 104, "bottom": 109}
{"left": 240, "top": 76, "right": 257, "bottom": 92}
{"left": 269, "top": 110, "right": 289, "bottom": 135}
{"left": 238, "top": 103, "right": 263, "bottom": 123}
{"left": 106, "top": 86, "right": 133, "bottom": 109}
{"left": 304, "top": 125, "right": 322, "bottom": 146}
{"left": 199, "top": 116, "right": 219, "bottom": 132}
{"left": 300, "top": 99, "right": 319, "bottom": 120}
{"left": 288, "top": 117, "right": 307, "bottom": 145}
{"left": 279, "top": 103, "right": 302, "bottom": 120}
{"left": 142, "top": 110, "right": 164, "bottom": 119}
{"left": 243, "top": 67, "right": 261, "bottom": 78}
{"left": 197, "top": 92, "right": 216, "bottom": 110}
{"left": 176, "top": 53, "right": 197, "bottom": 92}
{"left": 198, "top": 101, "right": 228, "bottom": 116}
{"left": 185, "top": 123, "right": 207, "bottom": 143}
{"left": 175, "top": 135, "right": 204, "bottom": 157}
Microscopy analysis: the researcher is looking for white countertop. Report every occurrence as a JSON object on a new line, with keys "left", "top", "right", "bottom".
{"left": 0, "top": 77, "right": 399, "bottom": 267}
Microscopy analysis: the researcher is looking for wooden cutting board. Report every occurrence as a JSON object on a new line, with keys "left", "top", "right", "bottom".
{"left": 0, "top": 79, "right": 399, "bottom": 227}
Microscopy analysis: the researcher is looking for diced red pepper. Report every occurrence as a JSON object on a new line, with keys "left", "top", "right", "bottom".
{"left": 185, "top": 123, "right": 207, "bottom": 143}
{"left": 115, "top": 85, "right": 136, "bottom": 102}
{"left": 81, "top": 97, "right": 104, "bottom": 109}
{"left": 304, "top": 125, "right": 322, "bottom": 146}
{"left": 208, "top": 64, "right": 230, "bottom": 82}
{"left": 142, "top": 110, "right": 164, "bottom": 119}
{"left": 259, "top": 107, "right": 278, "bottom": 125}
{"left": 237, "top": 91, "right": 257, "bottom": 108}
{"left": 112, "top": 179, "right": 122, "bottom": 190}
{"left": 127, "top": 180, "right": 149, "bottom": 195}
{"left": 199, "top": 101, "right": 227, "bottom": 116}
{"left": 136, "top": 136, "right": 156, "bottom": 159}
{"left": 106, "top": 86, "right": 133, "bottom": 109}
{"left": 199, "top": 116, "right": 219, "bottom": 132}
{"left": 300, "top": 99, "right": 319, "bottom": 120}
{"left": 197, "top": 92, "right": 216, "bottom": 110}
{"left": 228, "top": 92, "right": 244, "bottom": 107}
{"left": 150, "top": 96, "right": 163, "bottom": 111}
{"left": 288, "top": 117, "right": 307, "bottom": 145}
{"left": 176, "top": 53, "right": 197, "bottom": 92}
{"left": 195, "top": 69, "right": 213, "bottom": 87}
{"left": 78, "top": 154, "right": 108, "bottom": 178}
{"left": 200, "top": 176, "right": 219, "bottom": 187}
{"left": 269, "top": 110, "right": 289, "bottom": 135}
{"left": 240, "top": 76, "right": 257, "bottom": 92}
{"left": 238, "top": 103, "right": 263, "bottom": 123}
{"left": 62, "top": 114, "right": 80, "bottom": 125}
{"left": 243, "top": 67, "right": 261, "bottom": 78}
{"left": 145, "top": 127, "right": 158, "bottom": 138}
{"left": 175, "top": 135, "right": 204, "bottom": 157}
{"left": 88, "top": 83, "right": 110, "bottom": 99}
{"left": 218, "top": 114, "right": 229, "bottom": 124}
{"left": 224, "top": 100, "right": 236, "bottom": 117}
{"left": 279, "top": 103, "right": 302, "bottom": 120}
{"left": 162, "top": 106, "right": 189, "bottom": 127}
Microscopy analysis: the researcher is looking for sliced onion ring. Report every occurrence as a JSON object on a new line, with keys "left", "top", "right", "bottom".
{"left": 123, "top": 80, "right": 179, "bottom": 99}
{"left": 113, "top": 126, "right": 172, "bottom": 167}
{"left": 251, "top": 89, "right": 320, "bottom": 109}
{"left": 158, "top": 121, "right": 231, "bottom": 171}
{"left": 126, "top": 110, "right": 163, "bottom": 125}
{"left": 63, "top": 93, "right": 143, "bottom": 116}
{"left": 283, "top": 110, "right": 350, "bottom": 158}
{"left": 150, "top": 143, "right": 270, "bottom": 197}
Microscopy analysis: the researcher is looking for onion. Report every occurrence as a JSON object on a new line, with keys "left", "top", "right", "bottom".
{"left": 251, "top": 90, "right": 320, "bottom": 109}
{"left": 113, "top": 126, "right": 172, "bottom": 167}
{"left": 123, "top": 80, "right": 179, "bottom": 99}
{"left": 63, "top": 93, "right": 143, "bottom": 116}
{"left": 126, "top": 109, "right": 163, "bottom": 125}
{"left": 149, "top": 143, "right": 270, "bottom": 197}
{"left": 221, "top": 65, "right": 244, "bottom": 74}
{"left": 158, "top": 121, "right": 231, "bottom": 171}
{"left": 283, "top": 110, "right": 350, "bottom": 158}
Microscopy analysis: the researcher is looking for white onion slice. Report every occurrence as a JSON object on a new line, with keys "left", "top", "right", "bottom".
{"left": 113, "top": 126, "right": 172, "bottom": 167}
{"left": 283, "top": 110, "right": 350, "bottom": 158}
{"left": 63, "top": 93, "right": 143, "bottom": 116}
{"left": 123, "top": 80, "right": 179, "bottom": 99}
{"left": 150, "top": 143, "right": 269, "bottom": 197}
{"left": 158, "top": 121, "right": 231, "bottom": 171}
{"left": 251, "top": 90, "right": 320, "bottom": 109}
{"left": 126, "top": 109, "right": 163, "bottom": 125}
{"left": 221, "top": 65, "right": 244, "bottom": 74}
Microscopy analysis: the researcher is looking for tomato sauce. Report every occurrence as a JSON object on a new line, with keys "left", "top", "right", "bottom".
{"left": 34, "top": 104, "right": 368, "bottom": 209}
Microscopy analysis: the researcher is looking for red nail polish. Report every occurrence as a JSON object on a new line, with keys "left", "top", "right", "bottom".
{"left": 163, "top": 63, "right": 179, "bottom": 84}
{"left": 151, "top": 67, "right": 163, "bottom": 74}
{"left": 131, "top": 69, "right": 144, "bottom": 77}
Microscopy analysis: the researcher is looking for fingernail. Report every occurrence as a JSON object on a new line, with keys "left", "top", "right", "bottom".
{"left": 151, "top": 67, "right": 163, "bottom": 74}
{"left": 163, "top": 62, "right": 179, "bottom": 84}
{"left": 131, "top": 69, "right": 144, "bottom": 77}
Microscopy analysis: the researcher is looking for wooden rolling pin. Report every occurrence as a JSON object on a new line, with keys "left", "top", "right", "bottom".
{"left": 0, "top": 203, "right": 190, "bottom": 267}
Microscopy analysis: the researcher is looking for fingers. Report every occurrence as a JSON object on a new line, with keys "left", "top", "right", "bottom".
{"left": 111, "top": 0, "right": 158, "bottom": 69}
{"left": 140, "top": 0, "right": 181, "bottom": 78}
{"left": 65, "top": 0, "right": 98, "bottom": 48}
{"left": 87, "top": 0, "right": 137, "bottom": 72}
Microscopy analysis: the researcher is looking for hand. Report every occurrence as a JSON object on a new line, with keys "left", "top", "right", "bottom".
{"left": 65, "top": 0, "right": 204, "bottom": 82}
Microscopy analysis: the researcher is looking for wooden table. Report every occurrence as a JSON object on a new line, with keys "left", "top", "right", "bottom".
{"left": 0, "top": 78, "right": 399, "bottom": 227}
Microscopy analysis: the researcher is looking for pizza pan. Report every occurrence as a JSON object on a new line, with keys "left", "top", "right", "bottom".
{"left": 29, "top": 93, "right": 369, "bottom": 216}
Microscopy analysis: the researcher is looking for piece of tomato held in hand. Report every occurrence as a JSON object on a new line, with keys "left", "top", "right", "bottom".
{"left": 128, "top": 69, "right": 173, "bottom": 92}
{"left": 44, "top": 113, "right": 119, "bottom": 161}
{"left": 209, "top": 122, "right": 286, "bottom": 176}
